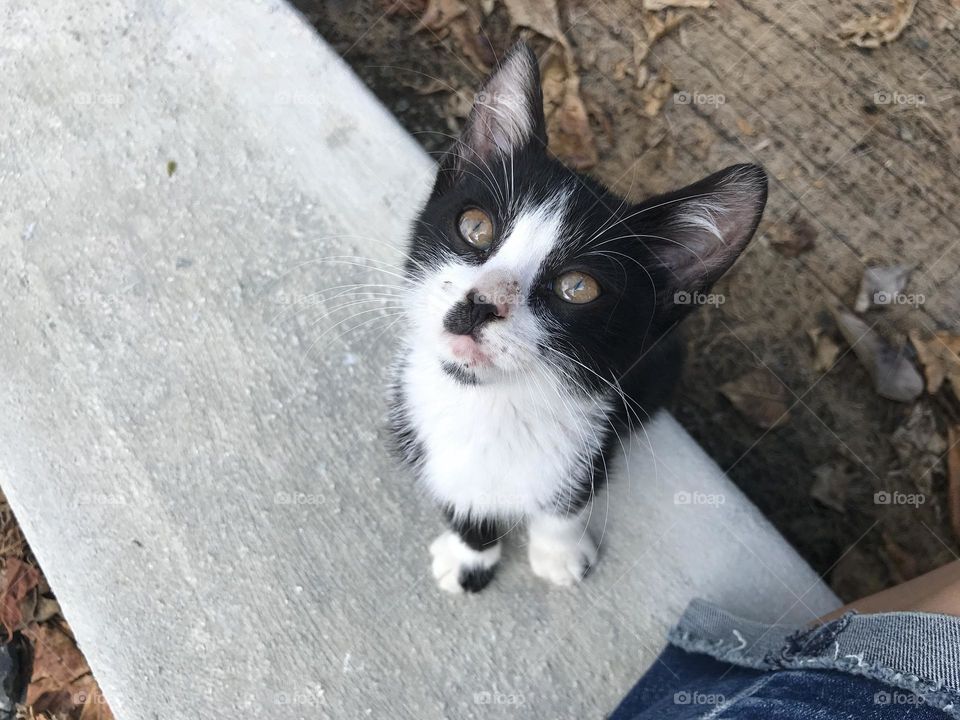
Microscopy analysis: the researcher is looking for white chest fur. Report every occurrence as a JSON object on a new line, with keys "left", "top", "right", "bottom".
{"left": 402, "top": 347, "right": 612, "bottom": 519}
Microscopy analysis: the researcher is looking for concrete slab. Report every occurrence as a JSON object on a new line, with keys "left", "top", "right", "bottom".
{"left": 0, "top": 1, "right": 839, "bottom": 718}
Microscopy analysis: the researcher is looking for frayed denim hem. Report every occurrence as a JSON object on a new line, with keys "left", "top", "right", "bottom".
{"left": 668, "top": 599, "right": 960, "bottom": 718}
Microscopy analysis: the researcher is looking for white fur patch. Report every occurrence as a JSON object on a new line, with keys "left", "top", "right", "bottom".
{"left": 429, "top": 530, "right": 502, "bottom": 594}
{"left": 527, "top": 513, "right": 598, "bottom": 586}
{"left": 401, "top": 191, "right": 613, "bottom": 520}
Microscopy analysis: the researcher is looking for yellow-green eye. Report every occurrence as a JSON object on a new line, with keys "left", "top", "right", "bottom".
{"left": 457, "top": 208, "right": 494, "bottom": 250}
{"left": 554, "top": 271, "right": 601, "bottom": 304}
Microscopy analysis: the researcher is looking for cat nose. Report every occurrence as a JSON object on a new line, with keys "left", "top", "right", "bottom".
{"left": 443, "top": 291, "right": 505, "bottom": 336}
{"left": 467, "top": 290, "right": 503, "bottom": 326}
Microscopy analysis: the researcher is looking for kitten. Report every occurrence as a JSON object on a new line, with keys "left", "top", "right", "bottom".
{"left": 389, "top": 42, "right": 767, "bottom": 593}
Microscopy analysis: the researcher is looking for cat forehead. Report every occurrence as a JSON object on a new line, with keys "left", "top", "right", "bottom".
{"left": 484, "top": 189, "right": 572, "bottom": 281}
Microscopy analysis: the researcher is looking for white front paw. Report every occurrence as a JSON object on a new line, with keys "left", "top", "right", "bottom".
{"left": 528, "top": 527, "right": 597, "bottom": 586}
{"left": 429, "top": 530, "right": 500, "bottom": 594}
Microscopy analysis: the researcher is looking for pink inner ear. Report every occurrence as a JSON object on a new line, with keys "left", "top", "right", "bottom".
{"left": 458, "top": 43, "right": 545, "bottom": 165}
{"left": 650, "top": 166, "right": 767, "bottom": 296}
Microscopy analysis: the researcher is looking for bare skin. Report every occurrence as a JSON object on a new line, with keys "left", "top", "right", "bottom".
{"left": 820, "top": 560, "right": 960, "bottom": 623}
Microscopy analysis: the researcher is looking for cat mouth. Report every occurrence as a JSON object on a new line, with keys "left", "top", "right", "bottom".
{"left": 447, "top": 333, "right": 493, "bottom": 367}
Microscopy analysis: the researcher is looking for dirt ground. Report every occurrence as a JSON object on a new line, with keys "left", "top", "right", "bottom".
{"left": 306, "top": 0, "right": 960, "bottom": 600}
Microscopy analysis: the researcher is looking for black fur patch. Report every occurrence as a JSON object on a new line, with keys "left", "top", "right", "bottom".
{"left": 440, "top": 361, "right": 480, "bottom": 386}
{"left": 458, "top": 564, "right": 496, "bottom": 593}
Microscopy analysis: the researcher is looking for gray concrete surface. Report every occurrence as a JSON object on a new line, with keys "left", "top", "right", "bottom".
{"left": 0, "top": 1, "right": 839, "bottom": 718}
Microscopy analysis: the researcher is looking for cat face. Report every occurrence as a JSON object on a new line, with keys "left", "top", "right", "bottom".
{"left": 401, "top": 43, "right": 767, "bottom": 391}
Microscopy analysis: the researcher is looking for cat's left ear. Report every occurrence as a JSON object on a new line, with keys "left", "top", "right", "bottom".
{"left": 433, "top": 42, "right": 547, "bottom": 196}
{"left": 636, "top": 163, "right": 768, "bottom": 321}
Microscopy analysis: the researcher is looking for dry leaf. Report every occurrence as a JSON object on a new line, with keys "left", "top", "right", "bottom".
{"left": 854, "top": 264, "right": 914, "bottom": 312}
{"left": 909, "top": 329, "right": 960, "bottom": 402}
{"left": 807, "top": 327, "right": 841, "bottom": 372}
{"left": 643, "top": 9, "right": 693, "bottom": 43}
{"left": 948, "top": 425, "right": 960, "bottom": 544}
{"left": 644, "top": 0, "right": 711, "bottom": 10}
{"left": 0, "top": 558, "right": 40, "bottom": 637}
{"left": 891, "top": 403, "right": 947, "bottom": 498}
{"left": 26, "top": 623, "right": 90, "bottom": 688}
{"left": 502, "top": 0, "right": 598, "bottom": 168}
{"left": 832, "top": 307, "right": 924, "bottom": 402}
{"left": 765, "top": 212, "right": 818, "bottom": 258}
{"left": 502, "top": 0, "right": 563, "bottom": 41}
{"left": 838, "top": 0, "right": 917, "bottom": 48}
{"left": 720, "top": 367, "right": 791, "bottom": 429}
{"left": 24, "top": 621, "right": 118, "bottom": 720}
{"left": 416, "top": 0, "right": 493, "bottom": 72}
{"left": 811, "top": 461, "right": 852, "bottom": 513}
{"left": 832, "top": 307, "right": 923, "bottom": 402}
{"left": 642, "top": 71, "right": 674, "bottom": 117}
{"left": 735, "top": 116, "right": 756, "bottom": 136}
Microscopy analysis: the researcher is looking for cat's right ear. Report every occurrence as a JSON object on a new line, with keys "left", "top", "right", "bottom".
{"left": 432, "top": 42, "right": 547, "bottom": 197}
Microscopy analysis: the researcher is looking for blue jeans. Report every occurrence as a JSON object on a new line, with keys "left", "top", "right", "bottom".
{"left": 611, "top": 600, "right": 960, "bottom": 719}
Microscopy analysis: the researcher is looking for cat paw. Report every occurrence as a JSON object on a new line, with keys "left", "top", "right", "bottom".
{"left": 429, "top": 531, "right": 501, "bottom": 594}
{"left": 528, "top": 523, "right": 597, "bottom": 587}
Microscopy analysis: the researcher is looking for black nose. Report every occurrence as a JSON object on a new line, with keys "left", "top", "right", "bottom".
{"left": 443, "top": 291, "right": 501, "bottom": 336}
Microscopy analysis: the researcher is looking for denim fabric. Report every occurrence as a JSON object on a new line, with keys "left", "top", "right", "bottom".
{"left": 610, "top": 600, "right": 960, "bottom": 719}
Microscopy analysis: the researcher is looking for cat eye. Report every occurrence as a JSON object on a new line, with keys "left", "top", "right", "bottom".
{"left": 553, "top": 271, "right": 601, "bottom": 304}
{"left": 457, "top": 208, "right": 494, "bottom": 250}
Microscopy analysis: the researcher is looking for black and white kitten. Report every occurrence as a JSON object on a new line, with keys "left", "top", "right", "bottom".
{"left": 389, "top": 43, "right": 767, "bottom": 593}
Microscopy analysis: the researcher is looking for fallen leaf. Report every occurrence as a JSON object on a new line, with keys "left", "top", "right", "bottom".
{"left": 501, "top": 0, "right": 563, "bottom": 41}
{"left": 644, "top": 0, "right": 711, "bottom": 10}
{"left": 854, "top": 264, "right": 914, "bottom": 312}
{"left": 948, "top": 425, "right": 960, "bottom": 544}
{"left": 539, "top": 45, "right": 598, "bottom": 169}
{"left": 24, "top": 620, "right": 117, "bottom": 720}
{"left": 811, "top": 461, "right": 852, "bottom": 513}
{"left": 34, "top": 595, "right": 61, "bottom": 624}
{"left": 838, "top": 0, "right": 917, "bottom": 48}
{"left": 720, "top": 367, "right": 791, "bottom": 429}
{"left": 807, "top": 327, "right": 841, "bottom": 372}
{"left": 909, "top": 329, "right": 960, "bottom": 402}
{"left": 642, "top": 71, "right": 674, "bottom": 118}
{"left": 735, "top": 116, "right": 756, "bottom": 136}
{"left": 77, "top": 680, "right": 115, "bottom": 720}
{"left": 416, "top": 0, "right": 493, "bottom": 72}
{"left": 25, "top": 624, "right": 91, "bottom": 718}
{"left": 831, "top": 307, "right": 924, "bottom": 402}
{"left": 0, "top": 558, "right": 40, "bottom": 637}
{"left": 643, "top": 9, "right": 693, "bottom": 43}
{"left": 765, "top": 212, "right": 818, "bottom": 258}
{"left": 501, "top": 0, "right": 598, "bottom": 168}
{"left": 891, "top": 403, "right": 947, "bottom": 499}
